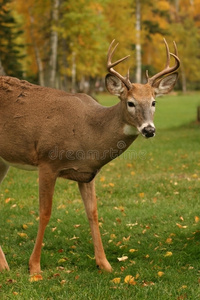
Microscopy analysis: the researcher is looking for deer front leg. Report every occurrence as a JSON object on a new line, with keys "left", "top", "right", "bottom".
{"left": 78, "top": 180, "right": 112, "bottom": 272}
{"left": 29, "top": 164, "right": 56, "bottom": 274}
{"left": 0, "top": 246, "right": 10, "bottom": 272}
{"left": 0, "top": 160, "right": 10, "bottom": 272}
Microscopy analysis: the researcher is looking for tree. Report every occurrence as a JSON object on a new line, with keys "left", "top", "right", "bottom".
{"left": 0, "top": 0, "right": 24, "bottom": 78}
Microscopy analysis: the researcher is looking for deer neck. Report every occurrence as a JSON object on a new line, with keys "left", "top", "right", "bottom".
{"left": 87, "top": 101, "right": 138, "bottom": 162}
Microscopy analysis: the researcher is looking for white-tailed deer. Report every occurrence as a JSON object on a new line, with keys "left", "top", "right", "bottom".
{"left": 0, "top": 39, "right": 180, "bottom": 274}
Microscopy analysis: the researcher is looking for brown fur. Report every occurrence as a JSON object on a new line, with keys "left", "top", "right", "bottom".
{"left": 0, "top": 68, "right": 178, "bottom": 274}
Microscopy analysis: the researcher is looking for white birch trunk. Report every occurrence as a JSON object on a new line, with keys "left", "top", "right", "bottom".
{"left": 49, "top": 0, "right": 59, "bottom": 88}
{"left": 135, "top": 0, "right": 142, "bottom": 83}
{"left": 29, "top": 13, "right": 45, "bottom": 86}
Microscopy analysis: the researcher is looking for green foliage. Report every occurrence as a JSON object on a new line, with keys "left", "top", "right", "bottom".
{"left": 0, "top": 0, "right": 24, "bottom": 78}
{"left": 0, "top": 93, "right": 200, "bottom": 299}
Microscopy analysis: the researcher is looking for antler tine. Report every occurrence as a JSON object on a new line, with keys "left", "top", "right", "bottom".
{"left": 147, "top": 38, "right": 180, "bottom": 85}
{"left": 107, "top": 40, "right": 132, "bottom": 90}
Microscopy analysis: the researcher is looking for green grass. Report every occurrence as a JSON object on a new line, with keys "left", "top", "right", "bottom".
{"left": 0, "top": 92, "right": 200, "bottom": 299}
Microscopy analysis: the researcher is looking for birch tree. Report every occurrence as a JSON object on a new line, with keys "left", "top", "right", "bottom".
{"left": 49, "top": 0, "right": 59, "bottom": 88}
{"left": 135, "top": 0, "right": 141, "bottom": 83}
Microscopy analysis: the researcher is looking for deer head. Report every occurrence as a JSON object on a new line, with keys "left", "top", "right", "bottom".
{"left": 105, "top": 39, "right": 180, "bottom": 138}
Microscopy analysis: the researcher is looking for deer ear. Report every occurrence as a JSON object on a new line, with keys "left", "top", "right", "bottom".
{"left": 105, "top": 74, "right": 126, "bottom": 96}
{"left": 154, "top": 73, "right": 178, "bottom": 96}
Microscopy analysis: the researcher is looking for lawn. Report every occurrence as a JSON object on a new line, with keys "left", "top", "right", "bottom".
{"left": 0, "top": 92, "right": 200, "bottom": 299}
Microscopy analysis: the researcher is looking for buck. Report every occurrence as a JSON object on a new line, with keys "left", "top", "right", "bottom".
{"left": 0, "top": 39, "right": 180, "bottom": 274}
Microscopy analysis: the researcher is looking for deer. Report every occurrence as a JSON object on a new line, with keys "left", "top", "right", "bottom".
{"left": 0, "top": 39, "right": 180, "bottom": 274}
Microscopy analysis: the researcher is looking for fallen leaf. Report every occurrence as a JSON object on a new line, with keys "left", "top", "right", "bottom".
{"left": 123, "top": 236, "right": 130, "bottom": 242}
{"left": 111, "top": 277, "right": 121, "bottom": 284}
{"left": 110, "top": 234, "right": 116, "bottom": 239}
{"left": 158, "top": 271, "right": 164, "bottom": 277}
{"left": 17, "top": 232, "right": 28, "bottom": 238}
{"left": 58, "top": 258, "right": 68, "bottom": 263}
{"left": 29, "top": 274, "right": 43, "bottom": 282}
{"left": 117, "top": 256, "right": 128, "bottom": 262}
{"left": 22, "top": 224, "right": 28, "bottom": 230}
{"left": 142, "top": 281, "right": 155, "bottom": 287}
{"left": 129, "top": 249, "right": 138, "bottom": 253}
{"left": 195, "top": 216, "right": 200, "bottom": 223}
{"left": 5, "top": 198, "right": 11, "bottom": 203}
{"left": 109, "top": 183, "right": 115, "bottom": 187}
{"left": 100, "top": 176, "right": 105, "bottom": 182}
{"left": 165, "top": 238, "right": 172, "bottom": 244}
{"left": 74, "top": 224, "right": 81, "bottom": 228}
{"left": 176, "top": 223, "right": 187, "bottom": 229}
{"left": 164, "top": 251, "right": 173, "bottom": 257}
{"left": 139, "top": 192, "right": 145, "bottom": 198}
{"left": 60, "top": 280, "right": 66, "bottom": 285}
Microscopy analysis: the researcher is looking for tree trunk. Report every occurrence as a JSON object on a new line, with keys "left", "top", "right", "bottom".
{"left": 197, "top": 107, "right": 200, "bottom": 122}
{"left": 49, "top": 0, "right": 59, "bottom": 88}
{"left": 0, "top": 57, "right": 5, "bottom": 75}
{"left": 181, "top": 65, "right": 187, "bottom": 93}
{"left": 71, "top": 51, "right": 76, "bottom": 93}
{"left": 29, "top": 13, "right": 45, "bottom": 86}
{"left": 135, "top": 0, "right": 142, "bottom": 83}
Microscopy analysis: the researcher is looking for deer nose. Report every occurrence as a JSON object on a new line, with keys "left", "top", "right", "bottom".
{"left": 142, "top": 125, "right": 155, "bottom": 138}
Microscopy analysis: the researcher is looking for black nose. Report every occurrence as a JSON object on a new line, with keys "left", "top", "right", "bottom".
{"left": 142, "top": 125, "right": 155, "bottom": 138}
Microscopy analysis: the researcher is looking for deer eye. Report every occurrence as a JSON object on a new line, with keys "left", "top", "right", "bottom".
{"left": 152, "top": 101, "right": 156, "bottom": 107}
{"left": 127, "top": 101, "right": 135, "bottom": 107}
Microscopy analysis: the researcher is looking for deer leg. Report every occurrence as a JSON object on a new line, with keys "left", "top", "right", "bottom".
{"left": 0, "top": 246, "right": 9, "bottom": 272}
{"left": 29, "top": 164, "right": 56, "bottom": 274}
{"left": 78, "top": 179, "right": 112, "bottom": 272}
{"left": 0, "top": 160, "right": 10, "bottom": 271}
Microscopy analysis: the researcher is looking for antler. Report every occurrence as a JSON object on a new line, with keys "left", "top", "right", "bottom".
{"left": 107, "top": 40, "right": 132, "bottom": 90}
{"left": 146, "top": 38, "right": 180, "bottom": 85}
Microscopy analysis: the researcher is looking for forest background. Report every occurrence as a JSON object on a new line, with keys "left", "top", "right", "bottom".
{"left": 0, "top": 0, "right": 199, "bottom": 94}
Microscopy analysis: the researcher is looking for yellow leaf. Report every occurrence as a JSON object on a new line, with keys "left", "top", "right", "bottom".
{"left": 158, "top": 271, "right": 164, "bottom": 277}
{"left": 58, "top": 258, "right": 68, "bottom": 263}
{"left": 164, "top": 251, "right": 173, "bottom": 257}
{"left": 29, "top": 274, "right": 43, "bottom": 282}
{"left": 126, "top": 163, "right": 132, "bottom": 168}
{"left": 5, "top": 198, "right": 11, "bottom": 203}
{"left": 139, "top": 192, "right": 145, "bottom": 198}
{"left": 22, "top": 224, "right": 28, "bottom": 230}
{"left": 135, "top": 273, "right": 140, "bottom": 279}
{"left": 17, "top": 232, "right": 28, "bottom": 238}
{"left": 109, "top": 183, "right": 115, "bottom": 187}
{"left": 195, "top": 216, "right": 200, "bottom": 223}
{"left": 110, "top": 234, "right": 116, "bottom": 239}
{"left": 111, "top": 277, "right": 121, "bottom": 284}
{"left": 131, "top": 171, "right": 135, "bottom": 176}
{"left": 124, "top": 275, "right": 133, "bottom": 283}
{"left": 165, "top": 238, "right": 172, "bottom": 244}
{"left": 176, "top": 223, "right": 187, "bottom": 229}
{"left": 129, "top": 249, "right": 138, "bottom": 253}
{"left": 123, "top": 236, "right": 130, "bottom": 242}
{"left": 100, "top": 176, "right": 105, "bottom": 182}
{"left": 192, "top": 174, "right": 198, "bottom": 178}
